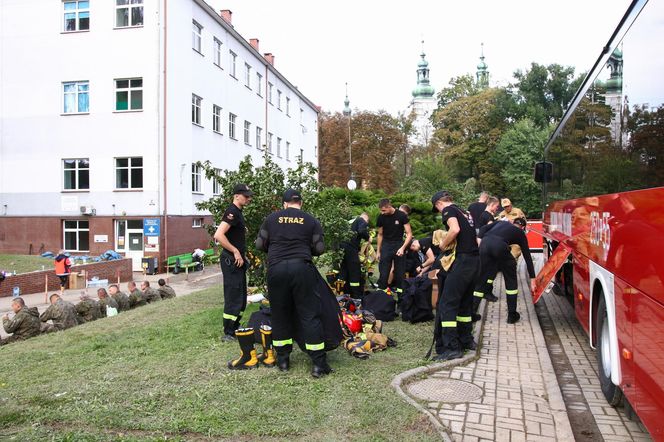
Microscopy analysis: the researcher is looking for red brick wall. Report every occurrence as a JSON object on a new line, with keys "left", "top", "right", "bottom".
{"left": 163, "top": 215, "right": 214, "bottom": 258}
{"left": 0, "top": 258, "right": 132, "bottom": 298}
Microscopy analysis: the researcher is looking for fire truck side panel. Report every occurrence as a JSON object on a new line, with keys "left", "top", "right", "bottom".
{"left": 633, "top": 291, "right": 664, "bottom": 439}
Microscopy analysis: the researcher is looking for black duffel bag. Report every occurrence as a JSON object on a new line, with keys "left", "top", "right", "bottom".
{"left": 362, "top": 289, "right": 398, "bottom": 321}
{"left": 401, "top": 276, "right": 434, "bottom": 324}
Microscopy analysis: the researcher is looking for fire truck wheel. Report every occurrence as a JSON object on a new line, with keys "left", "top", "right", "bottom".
{"left": 596, "top": 294, "right": 623, "bottom": 406}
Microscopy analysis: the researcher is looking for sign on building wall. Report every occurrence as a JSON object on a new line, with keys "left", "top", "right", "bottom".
{"left": 94, "top": 235, "right": 108, "bottom": 243}
{"left": 143, "top": 218, "right": 160, "bottom": 236}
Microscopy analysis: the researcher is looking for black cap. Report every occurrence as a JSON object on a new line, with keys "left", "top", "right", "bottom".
{"left": 513, "top": 217, "right": 527, "bottom": 228}
{"left": 233, "top": 183, "right": 253, "bottom": 196}
{"left": 282, "top": 188, "right": 302, "bottom": 203}
{"left": 431, "top": 190, "right": 452, "bottom": 212}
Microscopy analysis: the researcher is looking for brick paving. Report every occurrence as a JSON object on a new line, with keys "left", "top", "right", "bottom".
{"left": 543, "top": 287, "right": 651, "bottom": 441}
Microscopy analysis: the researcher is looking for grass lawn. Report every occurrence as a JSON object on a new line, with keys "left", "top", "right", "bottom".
{"left": 0, "top": 286, "right": 439, "bottom": 441}
{"left": 0, "top": 254, "right": 54, "bottom": 275}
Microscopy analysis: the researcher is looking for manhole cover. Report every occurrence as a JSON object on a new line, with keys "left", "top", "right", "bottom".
{"left": 408, "top": 379, "right": 483, "bottom": 403}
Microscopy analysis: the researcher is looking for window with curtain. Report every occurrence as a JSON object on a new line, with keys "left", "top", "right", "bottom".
{"left": 115, "top": 78, "right": 143, "bottom": 111}
{"left": 63, "top": 81, "right": 89, "bottom": 113}
{"left": 116, "top": 0, "right": 143, "bottom": 28}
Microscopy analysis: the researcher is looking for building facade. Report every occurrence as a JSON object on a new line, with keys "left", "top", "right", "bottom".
{"left": 0, "top": 0, "right": 319, "bottom": 270}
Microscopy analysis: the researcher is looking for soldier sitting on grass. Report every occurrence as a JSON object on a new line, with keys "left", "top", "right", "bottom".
{"left": 40, "top": 294, "right": 79, "bottom": 333}
{"left": 127, "top": 281, "right": 147, "bottom": 308}
{"left": 1, "top": 297, "right": 41, "bottom": 345}
{"left": 108, "top": 284, "right": 131, "bottom": 312}
{"left": 97, "top": 288, "right": 120, "bottom": 317}
{"left": 141, "top": 281, "right": 161, "bottom": 303}
{"left": 157, "top": 279, "right": 176, "bottom": 300}
{"left": 75, "top": 293, "right": 103, "bottom": 323}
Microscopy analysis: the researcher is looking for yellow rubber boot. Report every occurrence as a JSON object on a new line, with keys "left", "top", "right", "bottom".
{"left": 227, "top": 328, "right": 259, "bottom": 370}
{"left": 257, "top": 325, "right": 276, "bottom": 367}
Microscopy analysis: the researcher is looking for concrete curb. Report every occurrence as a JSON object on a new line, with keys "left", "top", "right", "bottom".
{"left": 391, "top": 300, "right": 487, "bottom": 441}
{"left": 525, "top": 287, "right": 576, "bottom": 441}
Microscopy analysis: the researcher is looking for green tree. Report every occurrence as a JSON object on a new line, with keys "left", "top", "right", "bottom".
{"left": 493, "top": 119, "right": 550, "bottom": 217}
{"left": 436, "top": 74, "right": 482, "bottom": 108}
{"left": 196, "top": 156, "right": 352, "bottom": 290}
{"left": 512, "top": 63, "right": 583, "bottom": 127}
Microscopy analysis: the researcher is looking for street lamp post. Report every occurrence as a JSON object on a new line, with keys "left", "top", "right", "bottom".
{"left": 343, "top": 82, "right": 356, "bottom": 190}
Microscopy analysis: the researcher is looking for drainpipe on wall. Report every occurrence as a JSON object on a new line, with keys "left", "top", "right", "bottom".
{"left": 162, "top": 0, "right": 169, "bottom": 269}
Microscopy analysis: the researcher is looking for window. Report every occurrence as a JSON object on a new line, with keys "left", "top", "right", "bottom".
{"left": 286, "top": 141, "right": 290, "bottom": 161}
{"left": 229, "top": 51, "right": 237, "bottom": 77}
{"left": 277, "top": 90, "right": 282, "bottom": 110}
{"left": 245, "top": 63, "right": 251, "bottom": 88}
{"left": 256, "top": 126, "right": 262, "bottom": 150}
{"left": 228, "top": 113, "right": 237, "bottom": 139}
{"left": 192, "top": 163, "right": 202, "bottom": 193}
{"left": 277, "top": 137, "right": 282, "bottom": 158}
{"left": 115, "top": 78, "right": 143, "bottom": 111}
{"left": 63, "top": 1, "right": 89, "bottom": 32}
{"left": 244, "top": 120, "right": 251, "bottom": 144}
{"left": 63, "top": 81, "right": 89, "bottom": 114}
{"left": 298, "top": 148, "right": 304, "bottom": 163}
{"left": 213, "top": 105, "right": 222, "bottom": 133}
{"left": 286, "top": 97, "right": 290, "bottom": 116}
{"left": 314, "top": 145, "right": 318, "bottom": 157}
{"left": 213, "top": 38, "right": 222, "bottom": 66}
{"left": 192, "top": 217, "right": 204, "bottom": 228}
{"left": 116, "top": 0, "right": 143, "bottom": 28}
{"left": 256, "top": 73, "right": 263, "bottom": 96}
{"left": 268, "top": 82, "right": 273, "bottom": 104}
{"left": 212, "top": 168, "right": 221, "bottom": 195}
{"left": 63, "top": 158, "right": 89, "bottom": 190}
{"left": 192, "top": 21, "right": 202, "bottom": 52}
{"left": 192, "top": 94, "right": 202, "bottom": 125}
{"left": 267, "top": 132, "right": 273, "bottom": 153}
{"left": 115, "top": 157, "right": 143, "bottom": 189}
{"left": 64, "top": 220, "right": 89, "bottom": 252}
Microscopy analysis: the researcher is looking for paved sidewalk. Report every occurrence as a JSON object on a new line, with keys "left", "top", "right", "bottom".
{"left": 0, "top": 267, "right": 222, "bottom": 338}
{"left": 394, "top": 257, "right": 575, "bottom": 441}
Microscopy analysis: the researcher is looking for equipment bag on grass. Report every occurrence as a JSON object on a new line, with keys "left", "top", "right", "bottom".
{"left": 401, "top": 276, "right": 434, "bottom": 324}
{"left": 362, "top": 289, "right": 397, "bottom": 321}
{"left": 294, "top": 271, "right": 343, "bottom": 352}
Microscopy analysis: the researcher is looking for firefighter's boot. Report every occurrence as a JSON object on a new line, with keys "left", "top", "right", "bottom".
{"left": 221, "top": 318, "right": 236, "bottom": 342}
{"left": 227, "top": 328, "right": 259, "bottom": 370}
{"left": 257, "top": 325, "right": 276, "bottom": 367}
{"left": 310, "top": 350, "right": 333, "bottom": 379}
{"left": 472, "top": 292, "right": 483, "bottom": 322}
{"left": 275, "top": 344, "right": 292, "bottom": 372}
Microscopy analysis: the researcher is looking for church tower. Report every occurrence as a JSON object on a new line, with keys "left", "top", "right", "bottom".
{"left": 476, "top": 43, "right": 489, "bottom": 89}
{"left": 410, "top": 41, "right": 436, "bottom": 146}
{"left": 604, "top": 47, "right": 624, "bottom": 146}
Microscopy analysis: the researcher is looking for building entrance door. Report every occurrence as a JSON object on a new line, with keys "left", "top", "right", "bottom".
{"left": 116, "top": 220, "right": 144, "bottom": 271}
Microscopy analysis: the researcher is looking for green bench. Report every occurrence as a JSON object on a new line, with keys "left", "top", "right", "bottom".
{"left": 204, "top": 248, "right": 220, "bottom": 264}
{"left": 166, "top": 253, "right": 199, "bottom": 275}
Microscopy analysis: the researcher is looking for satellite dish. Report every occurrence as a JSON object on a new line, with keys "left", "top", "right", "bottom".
{"left": 347, "top": 179, "right": 357, "bottom": 190}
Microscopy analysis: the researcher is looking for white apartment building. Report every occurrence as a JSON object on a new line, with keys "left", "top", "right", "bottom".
{"left": 0, "top": 0, "right": 319, "bottom": 270}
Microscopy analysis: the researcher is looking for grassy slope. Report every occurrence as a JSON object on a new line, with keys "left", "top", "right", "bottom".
{"left": 0, "top": 255, "right": 54, "bottom": 275}
{"left": 0, "top": 287, "right": 439, "bottom": 441}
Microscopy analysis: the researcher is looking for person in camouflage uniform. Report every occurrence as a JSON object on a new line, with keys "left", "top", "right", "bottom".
{"left": 157, "top": 279, "right": 176, "bottom": 300}
{"left": 97, "top": 288, "right": 120, "bottom": 317}
{"left": 141, "top": 281, "right": 161, "bottom": 303}
{"left": 127, "top": 281, "right": 147, "bottom": 308}
{"left": 40, "top": 294, "right": 79, "bottom": 333}
{"left": 1, "top": 297, "right": 41, "bottom": 345}
{"left": 75, "top": 293, "right": 103, "bottom": 323}
{"left": 108, "top": 284, "right": 130, "bottom": 312}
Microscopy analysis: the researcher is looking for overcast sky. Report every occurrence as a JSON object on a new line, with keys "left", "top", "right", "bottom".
{"left": 206, "top": 1, "right": 635, "bottom": 115}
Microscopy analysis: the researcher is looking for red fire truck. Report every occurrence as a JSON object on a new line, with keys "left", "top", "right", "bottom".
{"left": 533, "top": 0, "right": 664, "bottom": 438}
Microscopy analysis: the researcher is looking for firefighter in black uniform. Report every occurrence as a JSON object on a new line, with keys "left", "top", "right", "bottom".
{"left": 405, "top": 237, "right": 436, "bottom": 277}
{"left": 255, "top": 189, "right": 331, "bottom": 378}
{"left": 473, "top": 217, "right": 537, "bottom": 324}
{"left": 432, "top": 190, "right": 479, "bottom": 361}
{"left": 467, "top": 191, "right": 489, "bottom": 227}
{"left": 475, "top": 196, "right": 500, "bottom": 231}
{"left": 340, "top": 213, "right": 370, "bottom": 298}
{"left": 214, "top": 183, "right": 253, "bottom": 342}
{"left": 376, "top": 199, "right": 412, "bottom": 296}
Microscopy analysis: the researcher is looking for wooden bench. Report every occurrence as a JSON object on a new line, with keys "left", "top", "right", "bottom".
{"left": 166, "top": 253, "right": 199, "bottom": 275}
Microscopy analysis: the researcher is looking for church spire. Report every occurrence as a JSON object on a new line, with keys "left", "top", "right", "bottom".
{"left": 476, "top": 43, "right": 489, "bottom": 89}
{"left": 342, "top": 82, "right": 351, "bottom": 116}
{"left": 412, "top": 40, "right": 435, "bottom": 98}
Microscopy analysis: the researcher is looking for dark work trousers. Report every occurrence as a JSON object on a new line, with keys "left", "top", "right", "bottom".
{"left": 438, "top": 253, "right": 479, "bottom": 352}
{"left": 475, "top": 237, "right": 519, "bottom": 313}
{"left": 267, "top": 259, "right": 324, "bottom": 362}
{"left": 378, "top": 241, "right": 405, "bottom": 295}
{"left": 434, "top": 269, "right": 448, "bottom": 354}
{"left": 340, "top": 244, "right": 362, "bottom": 298}
{"left": 221, "top": 252, "right": 247, "bottom": 336}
